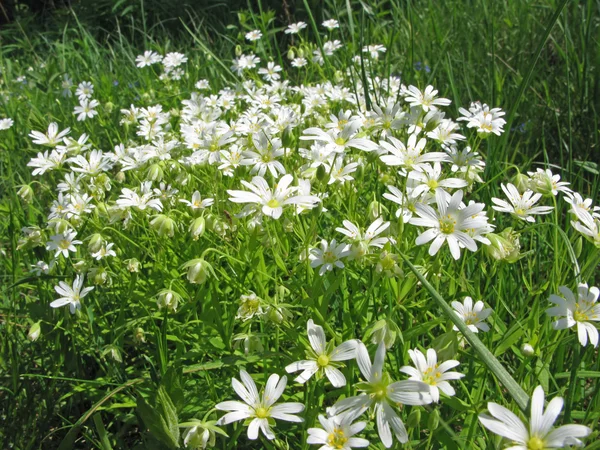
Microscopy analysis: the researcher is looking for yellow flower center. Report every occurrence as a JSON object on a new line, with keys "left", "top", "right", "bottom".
{"left": 317, "top": 354, "right": 330, "bottom": 367}
{"left": 255, "top": 407, "right": 269, "bottom": 419}
{"left": 439, "top": 215, "right": 456, "bottom": 234}
{"left": 327, "top": 428, "right": 348, "bottom": 449}
{"left": 267, "top": 198, "right": 280, "bottom": 208}
{"left": 335, "top": 137, "right": 346, "bottom": 146}
{"left": 527, "top": 436, "right": 545, "bottom": 450}
{"left": 59, "top": 239, "right": 71, "bottom": 249}
{"left": 422, "top": 366, "right": 441, "bottom": 386}
{"left": 323, "top": 251, "right": 337, "bottom": 264}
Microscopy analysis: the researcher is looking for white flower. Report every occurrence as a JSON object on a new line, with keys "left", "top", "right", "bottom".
{"left": 163, "top": 52, "right": 188, "bottom": 68}
{"left": 285, "top": 22, "right": 307, "bottom": 34}
{"left": 91, "top": 243, "right": 117, "bottom": 260}
{"left": 307, "top": 410, "right": 369, "bottom": 449}
{"left": 383, "top": 185, "right": 425, "bottom": 223}
{"left": 410, "top": 190, "right": 491, "bottom": 260}
{"left": 50, "top": 275, "right": 93, "bottom": 314}
{"left": 216, "top": 370, "right": 304, "bottom": 440}
{"left": 458, "top": 102, "right": 506, "bottom": 136}
{"left": 479, "top": 386, "right": 591, "bottom": 449}
{"left": 136, "top": 50, "right": 162, "bottom": 67}
{"left": 46, "top": 230, "right": 82, "bottom": 258}
{"left": 491, "top": 183, "right": 553, "bottom": 222}
{"left": 451, "top": 296, "right": 492, "bottom": 333}
{"left": 404, "top": 85, "right": 451, "bottom": 111}
{"left": 407, "top": 162, "right": 468, "bottom": 197}
{"left": 547, "top": 284, "right": 600, "bottom": 347}
{"left": 179, "top": 191, "right": 214, "bottom": 210}
{"left": 336, "top": 217, "right": 395, "bottom": 259}
{"left": 291, "top": 57, "right": 308, "bottom": 68}
{"left": 258, "top": 62, "right": 282, "bottom": 82}
{"left": 74, "top": 99, "right": 100, "bottom": 121}
{"left": 379, "top": 135, "right": 449, "bottom": 173}
{"left": 328, "top": 159, "right": 359, "bottom": 185}
{"left": 0, "top": 118, "right": 14, "bottom": 130}
{"left": 27, "top": 149, "right": 67, "bottom": 175}
{"left": 400, "top": 349, "right": 464, "bottom": 402}
{"left": 322, "top": 19, "right": 339, "bottom": 30}
{"left": 565, "top": 192, "right": 600, "bottom": 218}
{"left": 75, "top": 81, "right": 94, "bottom": 100}
{"left": 309, "top": 239, "right": 350, "bottom": 276}
{"left": 527, "top": 168, "right": 572, "bottom": 196}
{"left": 330, "top": 341, "right": 432, "bottom": 448}
{"left": 245, "top": 29, "right": 262, "bottom": 41}
{"left": 240, "top": 133, "right": 287, "bottom": 177}
{"left": 362, "top": 44, "right": 386, "bottom": 59}
{"left": 571, "top": 209, "right": 600, "bottom": 247}
{"left": 227, "top": 174, "right": 320, "bottom": 220}
{"left": 285, "top": 319, "right": 358, "bottom": 387}
{"left": 301, "top": 122, "right": 378, "bottom": 153}
{"left": 29, "top": 122, "right": 71, "bottom": 147}
{"left": 117, "top": 185, "right": 163, "bottom": 212}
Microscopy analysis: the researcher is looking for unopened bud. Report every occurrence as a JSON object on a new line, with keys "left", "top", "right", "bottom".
{"left": 512, "top": 173, "right": 530, "bottom": 193}
{"left": 115, "top": 171, "right": 126, "bottom": 183}
{"left": 521, "top": 343, "right": 535, "bottom": 357}
{"left": 18, "top": 184, "right": 34, "bottom": 203}
{"left": 133, "top": 327, "right": 146, "bottom": 344}
{"left": 407, "top": 408, "right": 421, "bottom": 428}
{"left": 183, "top": 258, "right": 213, "bottom": 284}
{"left": 150, "top": 214, "right": 176, "bottom": 237}
{"left": 28, "top": 321, "right": 41, "bottom": 341}
{"left": 126, "top": 258, "right": 141, "bottom": 273}
{"left": 189, "top": 217, "right": 206, "bottom": 240}
{"left": 88, "top": 233, "right": 104, "bottom": 254}
{"left": 157, "top": 289, "right": 181, "bottom": 312}
{"left": 146, "top": 163, "right": 164, "bottom": 182}
{"left": 428, "top": 408, "right": 440, "bottom": 430}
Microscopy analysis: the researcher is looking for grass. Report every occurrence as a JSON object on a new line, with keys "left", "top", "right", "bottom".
{"left": 0, "top": 0, "right": 599, "bottom": 449}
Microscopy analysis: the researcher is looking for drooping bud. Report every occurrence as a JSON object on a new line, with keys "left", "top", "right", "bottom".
{"left": 189, "top": 217, "right": 206, "bottom": 240}
{"left": 485, "top": 228, "right": 520, "bottom": 263}
{"left": 367, "top": 200, "right": 384, "bottom": 221}
{"left": 133, "top": 327, "right": 146, "bottom": 344}
{"left": 17, "top": 184, "right": 34, "bottom": 203}
{"left": 126, "top": 258, "right": 141, "bottom": 273}
{"left": 428, "top": 408, "right": 440, "bottom": 430}
{"left": 28, "top": 321, "right": 42, "bottom": 341}
{"left": 512, "top": 172, "right": 530, "bottom": 193}
{"left": 88, "top": 233, "right": 104, "bottom": 254}
{"left": 89, "top": 267, "right": 110, "bottom": 286}
{"left": 150, "top": 214, "right": 176, "bottom": 237}
{"left": 156, "top": 289, "right": 181, "bottom": 312}
{"left": 146, "top": 163, "right": 164, "bottom": 182}
{"left": 182, "top": 258, "right": 213, "bottom": 284}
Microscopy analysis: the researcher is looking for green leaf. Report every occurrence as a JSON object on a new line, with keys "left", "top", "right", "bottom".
{"left": 137, "top": 393, "right": 179, "bottom": 449}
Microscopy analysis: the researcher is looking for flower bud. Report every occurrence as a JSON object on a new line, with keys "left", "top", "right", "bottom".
{"left": 115, "top": 171, "right": 126, "bottom": 183}
{"left": 235, "top": 45, "right": 242, "bottom": 57}
{"left": 236, "top": 292, "right": 263, "bottom": 321}
{"left": 88, "top": 233, "right": 104, "bottom": 254}
{"left": 367, "top": 200, "right": 384, "bottom": 221}
{"left": 287, "top": 48, "right": 295, "bottom": 60}
{"left": 126, "top": 258, "right": 141, "bottom": 273}
{"left": 133, "top": 327, "right": 146, "bottom": 344}
{"left": 428, "top": 408, "right": 440, "bottom": 430}
{"left": 521, "top": 343, "right": 535, "bottom": 357}
{"left": 183, "top": 258, "right": 213, "bottom": 284}
{"left": 528, "top": 171, "right": 554, "bottom": 196}
{"left": 28, "top": 321, "right": 42, "bottom": 341}
{"left": 104, "top": 101, "right": 114, "bottom": 113}
{"left": 485, "top": 228, "right": 520, "bottom": 263}
{"left": 157, "top": 289, "right": 181, "bottom": 312}
{"left": 316, "top": 164, "right": 327, "bottom": 181}
{"left": 146, "top": 163, "right": 164, "bottom": 182}
{"left": 89, "top": 267, "right": 109, "bottom": 286}
{"left": 512, "top": 173, "right": 530, "bottom": 193}
{"left": 184, "top": 425, "right": 216, "bottom": 449}
{"left": 406, "top": 408, "right": 421, "bottom": 428}
{"left": 17, "top": 184, "right": 34, "bottom": 203}
{"left": 73, "top": 260, "right": 88, "bottom": 273}
{"left": 283, "top": 218, "right": 293, "bottom": 233}
{"left": 150, "top": 214, "right": 176, "bottom": 237}
{"left": 189, "top": 217, "right": 206, "bottom": 240}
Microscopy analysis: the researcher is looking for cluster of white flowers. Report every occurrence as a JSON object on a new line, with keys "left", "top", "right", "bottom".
{"left": 11, "top": 14, "right": 597, "bottom": 450}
